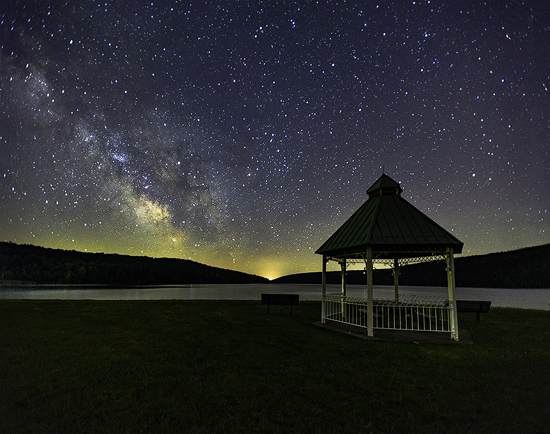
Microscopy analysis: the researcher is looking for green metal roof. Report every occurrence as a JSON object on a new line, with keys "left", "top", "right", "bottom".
{"left": 316, "top": 174, "right": 463, "bottom": 258}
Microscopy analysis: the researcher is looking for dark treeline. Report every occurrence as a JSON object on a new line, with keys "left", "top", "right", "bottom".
{"left": 0, "top": 242, "right": 268, "bottom": 285}
{"left": 273, "top": 244, "right": 550, "bottom": 288}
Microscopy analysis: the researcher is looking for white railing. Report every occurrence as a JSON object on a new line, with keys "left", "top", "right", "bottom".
{"left": 322, "top": 293, "right": 451, "bottom": 332}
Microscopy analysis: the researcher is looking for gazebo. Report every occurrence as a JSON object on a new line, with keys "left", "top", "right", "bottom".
{"left": 315, "top": 174, "right": 464, "bottom": 340}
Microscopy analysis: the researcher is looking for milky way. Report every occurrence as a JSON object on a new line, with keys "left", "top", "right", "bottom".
{"left": 1, "top": 1, "right": 549, "bottom": 279}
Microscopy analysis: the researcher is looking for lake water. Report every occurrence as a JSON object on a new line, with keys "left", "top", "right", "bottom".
{"left": 1, "top": 283, "right": 549, "bottom": 310}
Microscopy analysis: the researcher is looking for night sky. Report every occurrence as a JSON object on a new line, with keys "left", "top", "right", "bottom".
{"left": 1, "top": 1, "right": 549, "bottom": 279}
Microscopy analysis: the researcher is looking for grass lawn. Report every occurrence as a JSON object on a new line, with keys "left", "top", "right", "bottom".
{"left": 1, "top": 299, "right": 549, "bottom": 433}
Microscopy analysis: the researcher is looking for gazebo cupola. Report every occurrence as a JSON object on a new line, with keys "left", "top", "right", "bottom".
{"left": 366, "top": 173, "right": 403, "bottom": 198}
{"left": 316, "top": 173, "right": 464, "bottom": 340}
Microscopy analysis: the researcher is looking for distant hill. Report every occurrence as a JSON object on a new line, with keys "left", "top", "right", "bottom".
{"left": 0, "top": 242, "right": 268, "bottom": 285}
{"left": 273, "top": 244, "right": 550, "bottom": 289}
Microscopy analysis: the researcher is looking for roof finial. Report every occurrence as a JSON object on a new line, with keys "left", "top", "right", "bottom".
{"left": 382, "top": 165, "right": 385, "bottom": 174}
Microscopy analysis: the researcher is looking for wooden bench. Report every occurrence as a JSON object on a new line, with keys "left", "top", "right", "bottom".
{"left": 261, "top": 294, "right": 299, "bottom": 314}
{"left": 456, "top": 300, "right": 492, "bottom": 321}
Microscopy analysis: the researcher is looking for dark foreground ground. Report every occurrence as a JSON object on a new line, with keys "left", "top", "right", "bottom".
{"left": 1, "top": 300, "right": 549, "bottom": 433}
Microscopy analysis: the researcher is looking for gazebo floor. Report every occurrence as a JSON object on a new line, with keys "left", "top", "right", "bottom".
{"left": 314, "top": 320, "right": 473, "bottom": 344}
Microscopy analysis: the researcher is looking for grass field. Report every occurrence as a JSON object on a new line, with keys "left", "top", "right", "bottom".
{"left": 1, "top": 300, "right": 549, "bottom": 433}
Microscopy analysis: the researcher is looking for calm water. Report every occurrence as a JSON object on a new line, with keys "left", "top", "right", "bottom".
{"left": 0, "top": 283, "right": 549, "bottom": 310}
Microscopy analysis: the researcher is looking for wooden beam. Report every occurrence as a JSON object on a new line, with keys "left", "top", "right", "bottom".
{"left": 341, "top": 259, "right": 346, "bottom": 319}
{"left": 341, "top": 258, "right": 346, "bottom": 297}
{"left": 321, "top": 255, "right": 327, "bottom": 324}
{"left": 393, "top": 257, "right": 399, "bottom": 301}
{"left": 367, "top": 246, "right": 374, "bottom": 337}
{"left": 446, "top": 247, "right": 459, "bottom": 341}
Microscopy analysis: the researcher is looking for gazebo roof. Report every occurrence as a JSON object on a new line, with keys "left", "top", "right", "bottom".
{"left": 315, "top": 174, "right": 463, "bottom": 259}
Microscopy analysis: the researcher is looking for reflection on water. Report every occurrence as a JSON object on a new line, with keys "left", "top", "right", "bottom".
{"left": 0, "top": 283, "right": 549, "bottom": 310}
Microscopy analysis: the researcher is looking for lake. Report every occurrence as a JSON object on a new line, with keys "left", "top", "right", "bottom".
{"left": 1, "top": 283, "right": 549, "bottom": 310}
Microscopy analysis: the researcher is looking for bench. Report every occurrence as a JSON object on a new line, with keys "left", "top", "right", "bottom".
{"left": 261, "top": 294, "right": 299, "bottom": 314}
{"left": 456, "top": 300, "right": 492, "bottom": 321}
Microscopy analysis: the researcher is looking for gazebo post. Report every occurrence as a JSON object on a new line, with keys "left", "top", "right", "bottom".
{"left": 393, "top": 258, "right": 399, "bottom": 301}
{"left": 446, "top": 247, "right": 459, "bottom": 341}
{"left": 341, "top": 259, "right": 347, "bottom": 319}
{"left": 321, "top": 255, "right": 327, "bottom": 324}
{"left": 367, "top": 246, "right": 374, "bottom": 337}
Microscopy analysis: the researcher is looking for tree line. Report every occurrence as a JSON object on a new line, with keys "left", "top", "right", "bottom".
{"left": 0, "top": 242, "right": 268, "bottom": 285}
{"left": 274, "top": 243, "right": 550, "bottom": 289}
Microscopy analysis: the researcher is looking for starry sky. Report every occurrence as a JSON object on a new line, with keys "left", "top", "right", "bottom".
{"left": 1, "top": 1, "right": 549, "bottom": 279}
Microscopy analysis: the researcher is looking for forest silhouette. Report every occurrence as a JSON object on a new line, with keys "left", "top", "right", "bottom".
{"left": 0, "top": 242, "right": 267, "bottom": 285}
{"left": 274, "top": 244, "right": 550, "bottom": 289}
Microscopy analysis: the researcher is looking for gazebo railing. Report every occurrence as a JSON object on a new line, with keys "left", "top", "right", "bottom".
{"left": 322, "top": 293, "right": 451, "bottom": 332}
